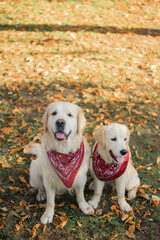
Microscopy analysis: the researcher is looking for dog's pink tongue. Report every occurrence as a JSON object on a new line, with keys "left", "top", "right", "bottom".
{"left": 56, "top": 132, "right": 65, "bottom": 139}
{"left": 116, "top": 156, "right": 125, "bottom": 164}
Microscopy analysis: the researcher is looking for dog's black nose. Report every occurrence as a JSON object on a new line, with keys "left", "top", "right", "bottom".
{"left": 120, "top": 149, "right": 127, "bottom": 156}
{"left": 56, "top": 119, "right": 65, "bottom": 128}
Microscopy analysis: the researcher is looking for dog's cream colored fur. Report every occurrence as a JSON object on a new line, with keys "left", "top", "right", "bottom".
{"left": 88, "top": 123, "right": 140, "bottom": 212}
{"left": 24, "top": 102, "right": 93, "bottom": 224}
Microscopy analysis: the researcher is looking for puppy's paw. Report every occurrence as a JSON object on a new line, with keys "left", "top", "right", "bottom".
{"left": 128, "top": 188, "right": 137, "bottom": 200}
{"left": 79, "top": 202, "right": 94, "bottom": 215}
{"left": 88, "top": 198, "right": 99, "bottom": 209}
{"left": 36, "top": 192, "right": 46, "bottom": 201}
{"left": 89, "top": 181, "right": 94, "bottom": 191}
{"left": 40, "top": 212, "right": 53, "bottom": 225}
{"left": 119, "top": 201, "right": 132, "bottom": 212}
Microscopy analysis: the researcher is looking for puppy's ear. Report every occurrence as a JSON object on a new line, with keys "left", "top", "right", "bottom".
{"left": 93, "top": 126, "right": 106, "bottom": 150}
{"left": 42, "top": 107, "right": 49, "bottom": 131}
{"left": 126, "top": 126, "right": 130, "bottom": 145}
{"left": 77, "top": 108, "right": 86, "bottom": 134}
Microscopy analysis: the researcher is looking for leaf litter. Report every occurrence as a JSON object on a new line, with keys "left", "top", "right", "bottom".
{"left": 0, "top": 0, "right": 160, "bottom": 239}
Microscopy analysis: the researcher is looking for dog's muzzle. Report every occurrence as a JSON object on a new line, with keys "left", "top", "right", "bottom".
{"left": 54, "top": 130, "right": 71, "bottom": 141}
{"left": 54, "top": 119, "right": 71, "bottom": 141}
{"left": 56, "top": 119, "right": 65, "bottom": 131}
{"left": 109, "top": 149, "right": 127, "bottom": 165}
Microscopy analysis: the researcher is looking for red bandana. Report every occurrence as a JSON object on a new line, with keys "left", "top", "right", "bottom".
{"left": 47, "top": 141, "right": 84, "bottom": 188}
{"left": 92, "top": 143, "right": 129, "bottom": 181}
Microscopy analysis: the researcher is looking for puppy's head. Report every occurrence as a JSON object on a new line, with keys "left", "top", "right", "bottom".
{"left": 42, "top": 102, "right": 86, "bottom": 142}
{"left": 94, "top": 123, "right": 130, "bottom": 164}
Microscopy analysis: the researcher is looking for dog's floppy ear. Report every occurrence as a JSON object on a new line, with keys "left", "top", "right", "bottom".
{"left": 126, "top": 126, "right": 130, "bottom": 146}
{"left": 93, "top": 126, "right": 106, "bottom": 150}
{"left": 42, "top": 107, "right": 49, "bottom": 131}
{"left": 77, "top": 108, "right": 86, "bottom": 134}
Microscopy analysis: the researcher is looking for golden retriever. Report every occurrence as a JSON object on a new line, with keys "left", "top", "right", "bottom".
{"left": 88, "top": 123, "right": 140, "bottom": 212}
{"left": 24, "top": 101, "right": 93, "bottom": 224}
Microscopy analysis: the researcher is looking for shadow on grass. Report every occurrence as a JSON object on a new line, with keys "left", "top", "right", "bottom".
{"left": 0, "top": 24, "right": 160, "bottom": 36}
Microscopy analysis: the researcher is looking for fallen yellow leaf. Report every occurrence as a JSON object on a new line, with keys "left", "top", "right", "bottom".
{"left": 77, "top": 220, "right": 82, "bottom": 227}
{"left": 1, "top": 127, "right": 13, "bottom": 135}
{"left": 125, "top": 230, "right": 135, "bottom": 239}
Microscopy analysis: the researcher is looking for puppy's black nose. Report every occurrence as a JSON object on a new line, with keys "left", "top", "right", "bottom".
{"left": 56, "top": 119, "right": 65, "bottom": 128}
{"left": 120, "top": 149, "right": 127, "bottom": 156}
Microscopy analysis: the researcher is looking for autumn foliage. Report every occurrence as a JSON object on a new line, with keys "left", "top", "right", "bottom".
{"left": 0, "top": 0, "right": 160, "bottom": 239}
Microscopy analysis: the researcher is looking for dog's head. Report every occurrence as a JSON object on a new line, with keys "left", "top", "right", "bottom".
{"left": 93, "top": 123, "right": 130, "bottom": 164}
{"left": 42, "top": 102, "right": 86, "bottom": 142}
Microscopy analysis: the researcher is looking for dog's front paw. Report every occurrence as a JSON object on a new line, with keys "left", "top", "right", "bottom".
{"left": 119, "top": 201, "right": 132, "bottom": 212}
{"left": 40, "top": 211, "right": 54, "bottom": 225}
{"left": 128, "top": 189, "right": 137, "bottom": 200}
{"left": 88, "top": 198, "right": 99, "bottom": 209}
{"left": 79, "top": 202, "right": 94, "bottom": 215}
{"left": 36, "top": 191, "right": 46, "bottom": 202}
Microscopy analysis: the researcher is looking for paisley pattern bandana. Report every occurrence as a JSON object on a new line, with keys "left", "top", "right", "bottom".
{"left": 47, "top": 141, "right": 84, "bottom": 188}
{"left": 92, "top": 143, "right": 129, "bottom": 181}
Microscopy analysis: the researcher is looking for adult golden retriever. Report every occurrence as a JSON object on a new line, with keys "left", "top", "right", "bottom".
{"left": 24, "top": 102, "right": 93, "bottom": 224}
{"left": 89, "top": 123, "right": 140, "bottom": 212}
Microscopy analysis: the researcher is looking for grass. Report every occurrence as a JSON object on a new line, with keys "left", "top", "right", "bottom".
{"left": 0, "top": 0, "right": 160, "bottom": 239}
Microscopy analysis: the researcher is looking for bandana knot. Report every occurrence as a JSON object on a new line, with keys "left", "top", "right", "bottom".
{"left": 47, "top": 141, "right": 84, "bottom": 188}
{"left": 92, "top": 143, "right": 129, "bottom": 181}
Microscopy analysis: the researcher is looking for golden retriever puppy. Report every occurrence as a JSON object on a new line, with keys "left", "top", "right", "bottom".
{"left": 24, "top": 102, "right": 93, "bottom": 224}
{"left": 88, "top": 123, "right": 140, "bottom": 212}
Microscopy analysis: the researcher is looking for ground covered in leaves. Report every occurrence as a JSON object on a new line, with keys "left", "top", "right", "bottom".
{"left": 0, "top": 0, "right": 160, "bottom": 239}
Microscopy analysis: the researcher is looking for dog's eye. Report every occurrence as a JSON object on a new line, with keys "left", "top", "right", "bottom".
{"left": 111, "top": 138, "right": 117, "bottom": 141}
{"left": 68, "top": 113, "right": 73, "bottom": 117}
{"left": 52, "top": 111, "right": 57, "bottom": 116}
{"left": 124, "top": 138, "right": 127, "bottom": 141}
